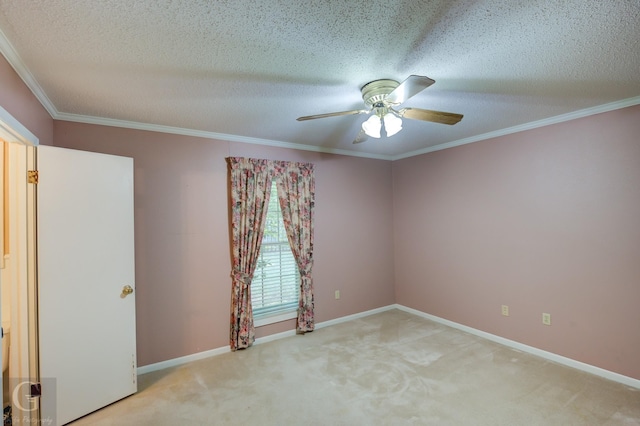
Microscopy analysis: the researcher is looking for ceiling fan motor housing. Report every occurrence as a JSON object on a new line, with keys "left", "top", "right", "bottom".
{"left": 361, "top": 79, "right": 400, "bottom": 108}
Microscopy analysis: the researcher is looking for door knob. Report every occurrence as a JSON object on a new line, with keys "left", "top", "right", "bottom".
{"left": 122, "top": 285, "right": 134, "bottom": 296}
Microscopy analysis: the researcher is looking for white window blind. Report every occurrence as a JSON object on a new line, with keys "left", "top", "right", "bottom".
{"left": 252, "top": 182, "right": 299, "bottom": 318}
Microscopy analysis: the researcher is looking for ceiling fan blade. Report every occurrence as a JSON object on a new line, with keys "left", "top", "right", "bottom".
{"left": 352, "top": 129, "right": 368, "bottom": 144}
{"left": 296, "top": 109, "right": 367, "bottom": 121}
{"left": 386, "top": 75, "right": 435, "bottom": 105}
{"left": 398, "top": 107, "right": 463, "bottom": 125}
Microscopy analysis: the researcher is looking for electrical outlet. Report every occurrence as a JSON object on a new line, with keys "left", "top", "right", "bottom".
{"left": 501, "top": 305, "right": 509, "bottom": 316}
{"left": 335, "top": 290, "right": 340, "bottom": 300}
{"left": 542, "top": 313, "right": 551, "bottom": 325}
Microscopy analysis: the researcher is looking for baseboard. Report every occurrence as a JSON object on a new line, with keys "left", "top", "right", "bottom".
{"left": 394, "top": 304, "right": 640, "bottom": 390}
{"left": 138, "top": 303, "right": 639, "bottom": 390}
{"left": 137, "top": 304, "right": 397, "bottom": 375}
{"left": 314, "top": 304, "right": 397, "bottom": 330}
{"left": 136, "top": 345, "right": 231, "bottom": 375}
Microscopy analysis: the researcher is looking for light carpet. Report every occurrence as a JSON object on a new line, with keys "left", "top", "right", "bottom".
{"left": 71, "top": 309, "right": 640, "bottom": 425}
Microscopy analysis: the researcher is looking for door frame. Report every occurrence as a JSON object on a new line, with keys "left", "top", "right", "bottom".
{"left": 0, "top": 105, "right": 40, "bottom": 423}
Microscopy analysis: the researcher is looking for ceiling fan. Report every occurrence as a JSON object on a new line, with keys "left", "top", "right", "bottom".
{"left": 297, "top": 75, "right": 463, "bottom": 144}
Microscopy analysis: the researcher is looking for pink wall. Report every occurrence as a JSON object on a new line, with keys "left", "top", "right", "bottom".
{"left": 0, "top": 54, "right": 53, "bottom": 145}
{"left": 52, "top": 122, "right": 395, "bottom": 366}
{"left": 393, "top": 105, "right": 640, "bottom": 380}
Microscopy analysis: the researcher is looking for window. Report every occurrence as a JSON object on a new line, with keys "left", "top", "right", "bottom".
{"left": 252, "top": 181, "right": 299, "bottom": 324}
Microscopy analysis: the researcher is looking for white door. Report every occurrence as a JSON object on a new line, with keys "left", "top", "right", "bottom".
{"left": 36, "top": 146, "right": 136, "bottom": 425}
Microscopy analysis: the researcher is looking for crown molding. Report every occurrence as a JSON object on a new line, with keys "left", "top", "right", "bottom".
{"left": 392, "top": 96, "right": 640, "bottom": 161}
{"left": 0, "top": 27, "right": 59, "bottom": 118}
{"left": 55, "top": 95, "right": 640, "bottom": 162}
{"left": 54, "top": 112, "right": 393, "bottom": 160}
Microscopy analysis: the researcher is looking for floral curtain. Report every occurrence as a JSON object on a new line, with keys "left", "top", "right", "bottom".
{"left": 228, "top": 157, "right": 272, "bottom": 351}
{"left": 228, "top": 157, "right": 316, "bottom": 349}
{"left": 274, "top": 161, "right": 315, "bottom": 332}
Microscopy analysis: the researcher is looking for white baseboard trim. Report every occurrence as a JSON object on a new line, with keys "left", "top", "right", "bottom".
{"left": 136, "top": 345, "right": 231, "bottom": 375}
{"left": 394, "top": 304, "right": 640, "bottom": 390}
{"left": 314, "top": 304, "right": 397, "bottom": 330}
{"left": 136, "top": 304, "right": 397, "bottom": 375}
{"left": 138, "top": 304, "right": 640, "bottom": 390}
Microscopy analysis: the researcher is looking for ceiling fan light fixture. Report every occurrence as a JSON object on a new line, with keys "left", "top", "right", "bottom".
{"left": 295, "top": 75, "right": 463, "bottom": 145}
{"left": 383, "top": 112, "right": 402, "bottom": 137}
{"left": 362, "top": 114, "right": 381, "bottom": 138}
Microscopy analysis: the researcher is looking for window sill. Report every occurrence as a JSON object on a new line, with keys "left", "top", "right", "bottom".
{"left": 254, "top": 309, "right": 297, "bottom": 327}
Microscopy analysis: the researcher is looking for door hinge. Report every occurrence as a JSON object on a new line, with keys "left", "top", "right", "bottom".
{"left": 27, "top": 170, "right": 39, "bottom": 184}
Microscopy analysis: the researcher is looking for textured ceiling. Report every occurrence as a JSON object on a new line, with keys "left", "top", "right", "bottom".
{"left": 0, "top": 0, "right": 639, "bottom": 159}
